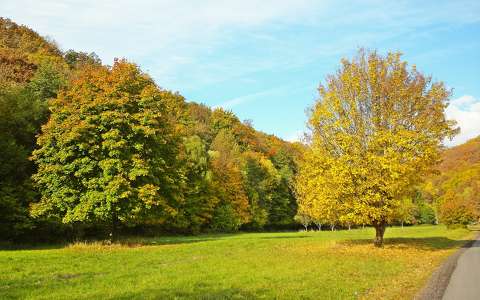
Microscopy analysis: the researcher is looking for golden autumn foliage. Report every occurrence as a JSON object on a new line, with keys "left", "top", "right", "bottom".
{"left": 422, "top": 136, "right": 480, "bottom": 226}
{"left": 438, "top": 136, "right": 480, "bottom": 172}
{"left": 0, "top": 18, "right": 67, "bottom": 87}
{"left": 296, "top": 49, "right": 457, "bottom": 246}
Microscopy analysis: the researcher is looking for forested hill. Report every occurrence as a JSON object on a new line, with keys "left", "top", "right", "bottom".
{"left": 0, "top": 18, "right": 64, "bottom": 84}
{"left": 422, "top": 136, "right": 480, "bottom": 226}
{"left": 438, "top": 136, "right": 480, "bottom": 172}
{"left": 0, "top": 18, "right": 302, "bottom": 242}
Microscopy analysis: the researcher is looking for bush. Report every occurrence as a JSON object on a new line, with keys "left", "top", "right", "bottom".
{"left": 210, "top": 204, "right": 242, "bottom": 232}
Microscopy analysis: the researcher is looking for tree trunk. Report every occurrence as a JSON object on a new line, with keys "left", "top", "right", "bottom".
{"left": 348, "top": 224, "right": 351, "bottom": 230}
{"left": 74, "top": 222, "right": 86, "bottom": 241}
{"left": 401, "top": 221, "right": 404, "bottom": 228}
{"left": 303, "top": 224, "right": 308, "bottom": 231}
{"left": 373, "top": 222, "right": 386, "bottom": 247}
{"left": 108, "top": 211, "right": 119, "bottom": 244}
{"left": 316, "top": 223, "right": 322, "bottom": 231}
{"left": 330, "top": 224, "right": 335, "bottom": 231}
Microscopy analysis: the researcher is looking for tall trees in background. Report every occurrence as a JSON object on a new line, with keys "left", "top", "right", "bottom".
{"left": 296, "top": 49, "right": 457, "bottom": 246}
{"left": 0, "top": 18, "right": 68, "bottom": 239}
{"left": 184, "top": 103, "right": 300, "bottom": 233}
{"left": 0, "top": 18, "right": 300, "bottom": 240}
{"left": 421, "top": 137, "right": 480, "bottom": 227}
{"left": 209, "top": 129, "right": 250, "bottom": 231}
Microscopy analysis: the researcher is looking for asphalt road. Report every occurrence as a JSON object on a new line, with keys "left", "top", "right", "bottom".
{"left": 443, "top": 235, "right": 480, "bottom": 300}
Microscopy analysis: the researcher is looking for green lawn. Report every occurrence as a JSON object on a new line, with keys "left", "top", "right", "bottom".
{"left": 0, "top": 225, "right": 476, "bottom": 299}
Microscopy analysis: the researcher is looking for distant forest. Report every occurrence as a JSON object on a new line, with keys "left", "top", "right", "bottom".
{"left": 0, "top": 18, "right": 302, "bottom": 241}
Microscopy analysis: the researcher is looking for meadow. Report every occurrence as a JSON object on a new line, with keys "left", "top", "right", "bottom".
{"left": 0, "top": 225, "right": 476, "bottom": 299}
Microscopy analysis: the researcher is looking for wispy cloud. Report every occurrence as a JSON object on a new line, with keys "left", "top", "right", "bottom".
{"left": 0, "top": 0, "right": 317, "bottom": 88}
{"left": 2, "top": 0, "right": 479, "bottom": 141}
{"left": 445, "top": 95, "right": 480, "bottom": 146}
{"left": 213, "top": 87, "right": 285, "bottom": 110}
{"left": 3, "top": 0, "right": 479, "bottom": 92}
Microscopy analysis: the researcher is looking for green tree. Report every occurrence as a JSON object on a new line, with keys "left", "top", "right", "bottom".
{"left": 0, "top": 18, "right": 70, "bottom": 241}
{"left": 394, "top": 197, "right": 417, "bottom": 227}
{"left": 296, "top": 49, "right": 457, "bottom": 247}
{"left": 0, "top": 86, "right": 39, "bottom": 239}
{"left": 175, "top": 135, "right": 217, "bottom": 233}
{"left": 64, "top": 49, "right": 101, "bottom": 69}
{"left": 269, "top": 148, "right": 298, "bottom": 227}
{"left": 31, "top": 60, "right": 184, "bottom": 239}
{"left": 416, "top": 201, "right": 436, "bottom": 225}
{"left": 241, "top": 152, "right": 279, "bottom": 229}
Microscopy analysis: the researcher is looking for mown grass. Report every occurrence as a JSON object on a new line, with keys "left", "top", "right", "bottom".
{"left": 0, "top": 225, "right": 476, "bottom": 299}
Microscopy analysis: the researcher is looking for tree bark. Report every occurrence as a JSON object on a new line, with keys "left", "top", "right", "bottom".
{"left": 373, "top": 222, "right": 386, "bottom": 247}
{"left": 108, "top": 210, "right": 119, "bottom": 244}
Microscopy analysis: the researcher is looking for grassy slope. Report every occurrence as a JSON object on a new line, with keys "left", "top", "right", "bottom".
{"left": 0, "top": 225, "right": 476, "bottom": 300}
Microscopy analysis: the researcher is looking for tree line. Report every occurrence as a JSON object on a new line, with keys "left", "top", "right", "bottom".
{"left": 0, "top": 18, "right": 301, "bottom": 241}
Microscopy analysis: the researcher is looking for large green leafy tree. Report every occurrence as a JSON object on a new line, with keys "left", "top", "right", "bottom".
{"left": 296, "top": 49, "right": 457, "bottom": 247}
{"left": 269, "top": 148, "right": 299, "bottom": 226}
{"left": 241, "top": 152, "right": 276, "bottom": 229}
{"left": 174, "top": 135, "right": 217, "bottom": 233}
{"left": 31, "top": 60, "right": 184, "bottom": 238}
{"left": 0, "top": 86, "right": 41, "bottom": 239}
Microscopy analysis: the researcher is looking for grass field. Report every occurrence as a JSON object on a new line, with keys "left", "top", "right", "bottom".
{"left": 0, "top": 225, "right": 476, "bottom": 299}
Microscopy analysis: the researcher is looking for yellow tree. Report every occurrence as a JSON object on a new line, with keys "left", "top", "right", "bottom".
{"left": 296, "top": 49, "right": 457, "bottom": 247}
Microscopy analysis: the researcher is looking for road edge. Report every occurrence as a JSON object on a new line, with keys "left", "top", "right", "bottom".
{"left": 415, "top": 232, "right": 480, "bottom": 300}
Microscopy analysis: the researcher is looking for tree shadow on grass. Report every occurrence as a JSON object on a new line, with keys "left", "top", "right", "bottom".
{"left": 340, "top": 236, "right": 479, "bottom": 251}
{"left": 0, "top": 242, "right": 67, "bottom": 251}
{"left": 0, "top": 233, "right": 240, "bottom": 251}
{"left": 123, "top": 233, "right": 243, "bottom": 246}
{"left": 259, "top": 235, "right": 310, "bottom": 240}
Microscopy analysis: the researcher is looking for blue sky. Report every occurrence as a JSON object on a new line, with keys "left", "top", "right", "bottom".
{"left": 2, "top": 0, "right": 479, "bottom": 145}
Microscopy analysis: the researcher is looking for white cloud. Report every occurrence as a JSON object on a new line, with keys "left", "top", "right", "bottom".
{"left": 213, "top": 88, "right": 282, "bottom": 110}
{"left": 445, "top": 95, "right": 480, "bottom": 146}
{"left": 0, "top": 0, "right": 318, "bottom": 89}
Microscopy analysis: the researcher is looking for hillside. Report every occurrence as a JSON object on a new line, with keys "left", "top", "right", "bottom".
{"left": 423, "top": 136, "right": 480, "bottom": 225}
{"left": 0, "top": 17, "right": 65, "bottom": 85}
{"left": 438, "top": 136, "right": 480, "bottom": 172}
{"left": 0, "top": 18, "right": 301, "bottom": 241}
